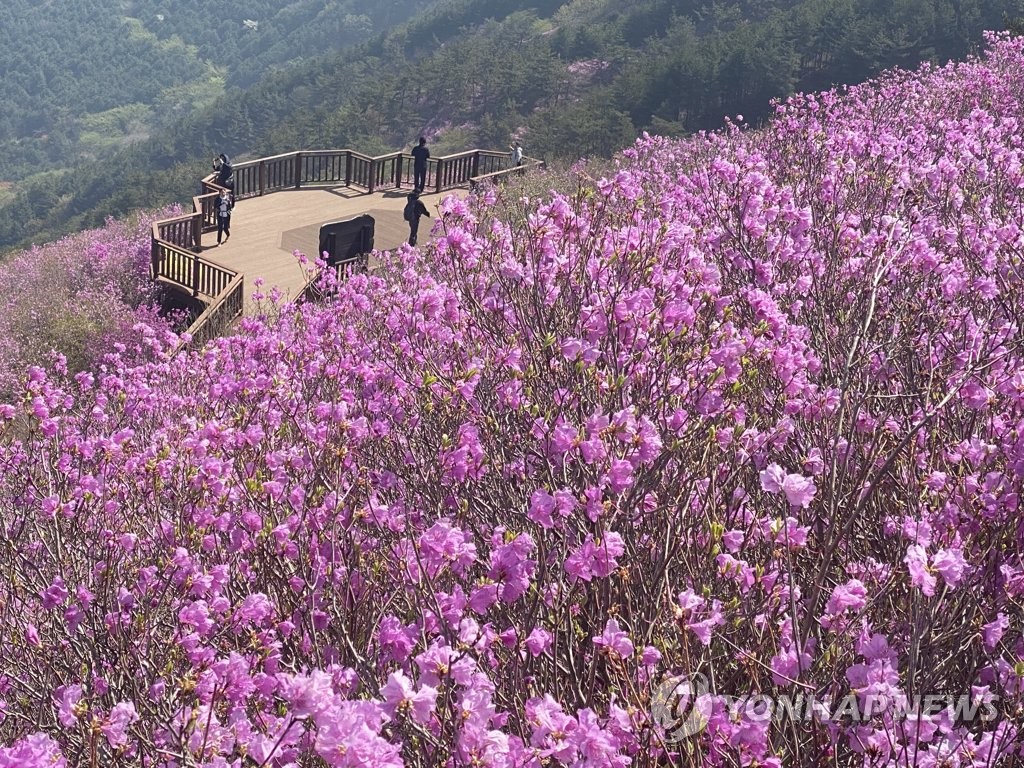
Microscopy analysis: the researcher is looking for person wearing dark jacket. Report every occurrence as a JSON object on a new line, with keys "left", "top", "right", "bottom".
{"left": 215, "top": 153, "right": 233, "bottom": 188}
{"left": 404, "top": 191, "right": 430, "bottom": 246}
{"left": 410, "top": 137, "right": 429, "bottom": 193}
{"left": 216, "top": 186, "right": 234, "bottom": 245}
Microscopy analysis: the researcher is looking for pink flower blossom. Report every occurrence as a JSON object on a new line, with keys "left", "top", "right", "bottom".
{"left": 278, "top": 670, "right": 334, "bottom": 719}
{"left": 905, "top": 545, "right": 937, "bottom": 597}
{"left": 381, "top": 670, "right": 438, "bottom": 725}
{"left": 826, "top": 579, "right": 867, "bottom": 615}
{"left": 982, "top": 613, "right": 1009, "bottom": 650}
{"left": 528, "top": 489, "right": 557, "bottom": 529}
{"left": 781, "top": 474, "right": 816, "bottom": 507}
{"left": 932, "top": 547, "right": 968, "bottom": 588}
{"left": 54, "top": 685, "right": 83, "bottom": 728}
{"left": 593, "top": 619, "right": 634, "bottom": 659}
{"left": 760, "top": 463, "right": 816, "bottom": 506}
{"left": 525, "top": 628, "right": 553, "bottom": 657}
{"left": 101, "top": 701, "right": 138, "bottom": 749}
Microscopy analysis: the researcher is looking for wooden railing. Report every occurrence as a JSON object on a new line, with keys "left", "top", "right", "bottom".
{"left": 470, "top": 157, "right": 546, "bottom": 191}
{"left": 219, "top": 148, "right": 539, "bottom": 199}
{"left": 170, "top": 274, "right": 245, "bottom": 356}
{"left": 152, "top": 147, "right": 543, "bottom": 355}
{"left": 151, "top": 180, "right": 241, "bottom": 357}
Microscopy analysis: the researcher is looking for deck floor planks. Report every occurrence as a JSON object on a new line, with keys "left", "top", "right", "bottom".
{"left": 195, "top": 186, "right": 462, "bottom": 313}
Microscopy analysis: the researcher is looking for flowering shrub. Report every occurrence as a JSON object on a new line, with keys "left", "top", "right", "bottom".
{"left": 0, "top": 209, "right": 180, "bottom": 399}
{"left": 2, "top": 31, "right": 1024, "bottom": 768}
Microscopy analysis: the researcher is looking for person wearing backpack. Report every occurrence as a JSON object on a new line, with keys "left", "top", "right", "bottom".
{"left": 216, "top": 186, "right": 234, "bottom": 245}
{"left": 404, "top": 191, "right": 430, "bottom": 246}
{"left": 215, "top": 153, "right": 233, "bottom": 188}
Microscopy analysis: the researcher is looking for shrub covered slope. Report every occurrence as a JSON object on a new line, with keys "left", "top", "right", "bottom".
{"left": 0, "top": 211, "right": 179, "bottom": 402}
{"left": 2, "top": 31, "right": 1024, "bottom": 768}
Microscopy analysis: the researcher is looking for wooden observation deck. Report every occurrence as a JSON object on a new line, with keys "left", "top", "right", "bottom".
{"left": 150, "top": 148, "right": 542, "bottom": 352}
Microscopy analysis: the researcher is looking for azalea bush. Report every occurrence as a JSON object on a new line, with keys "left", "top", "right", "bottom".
{"left": 0, "top": 209, "right": 181, "bottom": 400}
{"left": 2, "top": 31, "right": 1024, "bottom": 768}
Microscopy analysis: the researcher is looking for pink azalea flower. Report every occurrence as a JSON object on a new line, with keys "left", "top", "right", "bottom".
{"left": 0, "top": 733, "right": 68, "bottom": 768}
{"left": 982, "top": 613, "right": 1009, "bottom": 650}
{"left": 606, "top": 458, "right": 634, "bottom": 495}
{"left": 525, "top": 628, "right": 553, "bottom": 657}
{"left": 780, "top": 473, "right": 816, "bottom": 508}
{"left": 101, "top": 701, "right": 138, "bottom": 749}
{"left": 54, "top": 685, "right": 83, "bottom": 728}
{"left": 40, "top": 578, "right": 68, "bottom": 611}
{"left": 687, "top": 600, "right": 724, "bottom": 646}
{"left": 760, "top": 463, "right": 816, "bottom": 507}
{"left": 932, "top": 547, "right": 968, "bottom": 588}
{"left": 278, "top": 670, "right": 334, "bottom": 719}
{"left": 905, "top": 545, "right": 937, "bottom": 597}
{"left": 528, "top": 489, "right": 556, "bottom": 529}
{"left": 381, "top": 670, "right": 438, "bottom": 726}
{"left": 593, "top": 618, "right": 634, "bottom": 659}
{"left": 759, "top": 463, "right": 786, "bottom": 493}
{"left": 826, "top": 579, "right": 868, "bottom": 614}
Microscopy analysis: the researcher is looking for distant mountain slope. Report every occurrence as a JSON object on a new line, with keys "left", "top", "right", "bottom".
{"left": 0, "top": 0, "right": 436, "bottom": 184}
{"left": 1, "top": 0, "right": 1022, "bottom": 255}
{"left": 0, "top": 0, "right": 206, "bottom": 179}
{"left": 125, "top": 0, "right": 435, "bottom": 88}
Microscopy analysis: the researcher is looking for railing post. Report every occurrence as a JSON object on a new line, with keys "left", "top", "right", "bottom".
{"left": 368, "top": 159, "right": 376, "bottom": 193}
{"left": 471, "top": 152, "right": 480, "bottom": 179}
{"left": 294, "top": 152, "right": 303, "bottom": 189}
{"left": 345, "top": 152, "right": 352, "bottom": 186}
{"left": 192, "top": 211, "right": 202, "bottom": 250}
{"left": 395, "top": 155, "right": 403, "bottom": 188}
{"left": 192, "top": 255, "right": 200, "bottom": 297}
{"left": 259, "top": 161, "right": 266, "bottom": 196}
{"left": 435, "top": 159, "right": 444, "bottom": 193}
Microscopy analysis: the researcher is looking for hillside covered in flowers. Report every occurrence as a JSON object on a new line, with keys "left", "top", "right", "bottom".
{"left": 0, "top": 210, "right": 180, "bottom": 401}
{"left": 2, "top": 31, "right": 1024, "bottom": 768}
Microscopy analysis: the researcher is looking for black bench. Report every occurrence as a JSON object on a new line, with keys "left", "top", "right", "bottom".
{"left": 318, "top": 214, "right": 374, "bottom": 274}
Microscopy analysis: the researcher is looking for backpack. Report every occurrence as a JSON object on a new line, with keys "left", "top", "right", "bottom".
{"left": 403, "top": 199, "right": 416, "bottom": 222}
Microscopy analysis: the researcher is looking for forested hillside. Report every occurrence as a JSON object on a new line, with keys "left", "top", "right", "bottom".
{"left": 1, "top": 0, "right": 1022, "bottom": 254}
{"left": 0, "top": 0, "right": 434, "bottom": 184}
{"left": 0, "top": 0, "right": 206, "bottom": 181}
{"left": 126, "top": 0, "right": 433, "bottom": 88}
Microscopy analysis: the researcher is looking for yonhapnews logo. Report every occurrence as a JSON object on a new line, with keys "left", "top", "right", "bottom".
{"left": 650, "top": 672, "right": 1000, "bottom": 744}
{"left": 650, "top": 672, "right": 713, "bottom": 743}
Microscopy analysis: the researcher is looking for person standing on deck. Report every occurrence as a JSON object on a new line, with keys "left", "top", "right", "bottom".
{"left": 215, "top": 153, "right": 234, "bottom": 189}
{"left": 510, "top": 140, "right": 523, "bottom": 167}
{"left": 411, "top": 137, "right": 430, "bottom": 193}
{"left": 216, "top": 186, "right": 234, "bottom": 245}
{"left": 404, "top": 190, "right": 430, "bottom": 246}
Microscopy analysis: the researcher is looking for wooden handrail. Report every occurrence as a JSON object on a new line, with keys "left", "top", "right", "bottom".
{"left": 151, "top": 241, "right": 237, "bottom": 299}
{"left": 154, "top": 146, "right": 541, "bottom": 357}
{"left": 170, "top": 273, "right": 245, "bottom": 356}
{"left": 469, "top": 157, "right": 546, "bottom": 190}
